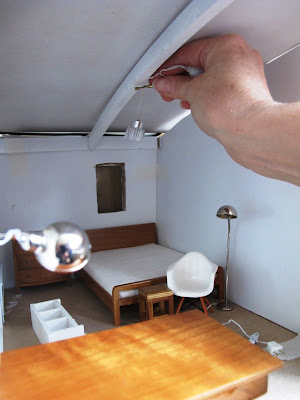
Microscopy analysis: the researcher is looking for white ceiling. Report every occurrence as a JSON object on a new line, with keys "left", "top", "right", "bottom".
{"left": 0, "top": 0, "right": 299, "bottom": 138}
{"left": 0, "top": 0, "right": 191, "bottom": 132}
{"left": 109, "top": 0, "right": 300, "bottom": 134}
{"left": 264, "top": 46, "right": 300, "bottom": 104}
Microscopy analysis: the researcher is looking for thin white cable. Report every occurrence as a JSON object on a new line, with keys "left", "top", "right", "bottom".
{"left": 149, "top": 65, "right": 188, "bottom": 79}
{"left": 206, "top": 302, "right": 217, "bottom": 310}
{"left": 149, "top": 65, "right": 203, "bottom": 80}
{"left": 222, "top": 319, "right": 268, "bottom": 345}
{"left": 137, "top": 89, "right": 144, "bottom": 121}
{"left": 265, "top": 42, "right": 300, "bottom": 65}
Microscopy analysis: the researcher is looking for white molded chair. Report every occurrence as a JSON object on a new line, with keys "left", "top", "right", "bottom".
{"left": 167, "top": 252, "right": 218, "bottom": 315}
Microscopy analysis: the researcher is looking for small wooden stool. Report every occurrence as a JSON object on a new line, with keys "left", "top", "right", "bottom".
{"left": 138, "top": 284, "right": 174, "bottom": 321}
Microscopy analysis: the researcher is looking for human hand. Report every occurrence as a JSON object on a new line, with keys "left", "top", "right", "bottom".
{"left": 152, "top": 34, "right": 300, "bottom": 186}
{"left": 152, "top": 34, "right": 273, "bottom": 140}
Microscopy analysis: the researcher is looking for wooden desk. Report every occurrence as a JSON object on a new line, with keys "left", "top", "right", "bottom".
{"left": 0, "top": 310, "right": 282, "bottom": 400}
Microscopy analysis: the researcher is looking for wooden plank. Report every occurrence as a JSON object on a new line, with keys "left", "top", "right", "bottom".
{"left": 0, "top": 310, "right": 283, "bottom": 400}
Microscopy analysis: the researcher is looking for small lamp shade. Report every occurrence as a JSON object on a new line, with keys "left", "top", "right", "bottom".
{"left": 125, "top": 120, "right": 145, "bottom": 142}
{"left": 216, "top": 205, "right": 238, "bottom": 220}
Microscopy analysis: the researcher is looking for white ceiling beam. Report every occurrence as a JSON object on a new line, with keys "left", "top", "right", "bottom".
{"left": 88, "top": 0, "right": 236, "bottom": 150}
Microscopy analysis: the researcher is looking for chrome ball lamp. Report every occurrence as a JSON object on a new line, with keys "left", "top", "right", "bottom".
{"left": 0, "top": 222, "right": 91, "bottom": 273}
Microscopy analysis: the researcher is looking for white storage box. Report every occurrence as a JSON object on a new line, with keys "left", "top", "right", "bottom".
{"left": 30, "top": 299, "right": 84, "bottom": 344}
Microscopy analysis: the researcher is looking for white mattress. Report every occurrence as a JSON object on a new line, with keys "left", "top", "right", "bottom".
{"left": 84, "top": 243, "right": 184, "bottom": 298}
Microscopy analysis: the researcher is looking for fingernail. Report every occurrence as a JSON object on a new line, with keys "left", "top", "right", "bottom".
{"left": 153, "top": 78, "right": 171, "bottom": 94}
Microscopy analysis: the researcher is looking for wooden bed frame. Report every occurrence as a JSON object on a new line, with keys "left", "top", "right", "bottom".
{"left": 76, "top": 223, "right": 224, "bottom": 326}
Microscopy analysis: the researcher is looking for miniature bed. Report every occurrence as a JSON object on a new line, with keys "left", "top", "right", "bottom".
{"left": 77, "top": 223, "right": 224, "bottom": 325}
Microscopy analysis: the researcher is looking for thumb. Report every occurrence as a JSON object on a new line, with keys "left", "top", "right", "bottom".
{"left": 152, "top": 75, "right": 192, "bottom": 102}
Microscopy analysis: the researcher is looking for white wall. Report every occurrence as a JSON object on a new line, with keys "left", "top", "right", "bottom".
{"left": 156, "top": 116, "right": 300, "bottom": 333}
{"left": 0, "top": 138, "right": 157, "bottom": 288}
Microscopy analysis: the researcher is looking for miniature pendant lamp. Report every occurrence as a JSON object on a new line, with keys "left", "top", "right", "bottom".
{"left": 216, "top": 205, "right": 238, "bottom": 311}
{"left": 0, "top": 222, "right": 91, "bottom": 273}
{"left": 125, "top": 120, "right": 145, "bottom": 142}
{"left": 126, "top": 65, "right": 204, "bottom": 141}
{"left": 125, "top": 89, "right": 145, "bottom": 142}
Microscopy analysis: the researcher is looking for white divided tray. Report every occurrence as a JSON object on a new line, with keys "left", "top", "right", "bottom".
{"left": 30, "top": 299, "right": 84, "bottom": 344}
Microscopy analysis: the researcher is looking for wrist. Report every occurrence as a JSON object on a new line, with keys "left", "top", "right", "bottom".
{"left": 218, "top": 101, "right": 300, "bottom": 186}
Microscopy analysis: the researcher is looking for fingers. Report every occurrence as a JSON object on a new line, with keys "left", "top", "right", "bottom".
{"left": 152, "top": 39, "right": 209, "bottom": 76}
{"left": 152, "top": 34, "right": 250, "bottom": 78}
{"left": 160, "top": 94, "right": 175, "bottom": 103}
{"left": 152, "top": 75, "right": 193, "bottom": 102}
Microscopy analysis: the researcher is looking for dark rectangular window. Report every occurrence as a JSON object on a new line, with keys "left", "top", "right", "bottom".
{"left": 95, "top": 163, "right": 126, "bottom": 213}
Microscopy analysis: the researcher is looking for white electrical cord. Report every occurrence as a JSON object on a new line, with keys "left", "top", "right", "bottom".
{"left": 149, "top": 64, "right": 204, "bottom": 80}
{"left": 136, "top": 64, "right": 204, "bottom": 89}
{"left": 222, "top": 319, "right": 268, "bottom": 345}
{"left": 137, "top": 88, "right": 144, "bottom": 121}
{"left": 206, "top": 302, "right": 217, "bottom": 310}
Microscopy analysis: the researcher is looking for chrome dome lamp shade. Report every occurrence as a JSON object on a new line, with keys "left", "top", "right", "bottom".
{"left": 216, "top": 205, "right": 238, "bottom": 311}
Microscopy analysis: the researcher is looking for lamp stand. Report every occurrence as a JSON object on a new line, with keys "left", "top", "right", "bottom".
{"left": 217, "top": 219, "right": 235, "bottom": 311}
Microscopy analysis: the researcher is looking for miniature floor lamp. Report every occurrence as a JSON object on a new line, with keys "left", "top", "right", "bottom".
{"left": 0, "top": 222, "right": 91, "bottom": 273}
{"left": 216, "top": 205, "right": 238, "bottom": 311}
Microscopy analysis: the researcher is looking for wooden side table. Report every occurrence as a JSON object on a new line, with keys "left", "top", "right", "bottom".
{"left": 138, "top": 283, "right": 174, "bottom": 320}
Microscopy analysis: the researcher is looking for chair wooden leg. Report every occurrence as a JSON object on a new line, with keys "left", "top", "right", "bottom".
{"left": 176, "top": 297, "right": 185, "bottom": 314}
{"left": 200, "top": 297, "right": 209, "bottom": 316}
{"left": 204, "top": 296, "right": 214, "bottom": 313}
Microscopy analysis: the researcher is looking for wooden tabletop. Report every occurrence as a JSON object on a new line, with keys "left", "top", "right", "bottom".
{"left": 0, "top": 310, "right": 282, "bottom": 400}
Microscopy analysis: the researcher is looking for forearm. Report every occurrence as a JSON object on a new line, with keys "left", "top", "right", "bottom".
{"left": 219, "top": 101, "right": 300, "bottom": 186}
